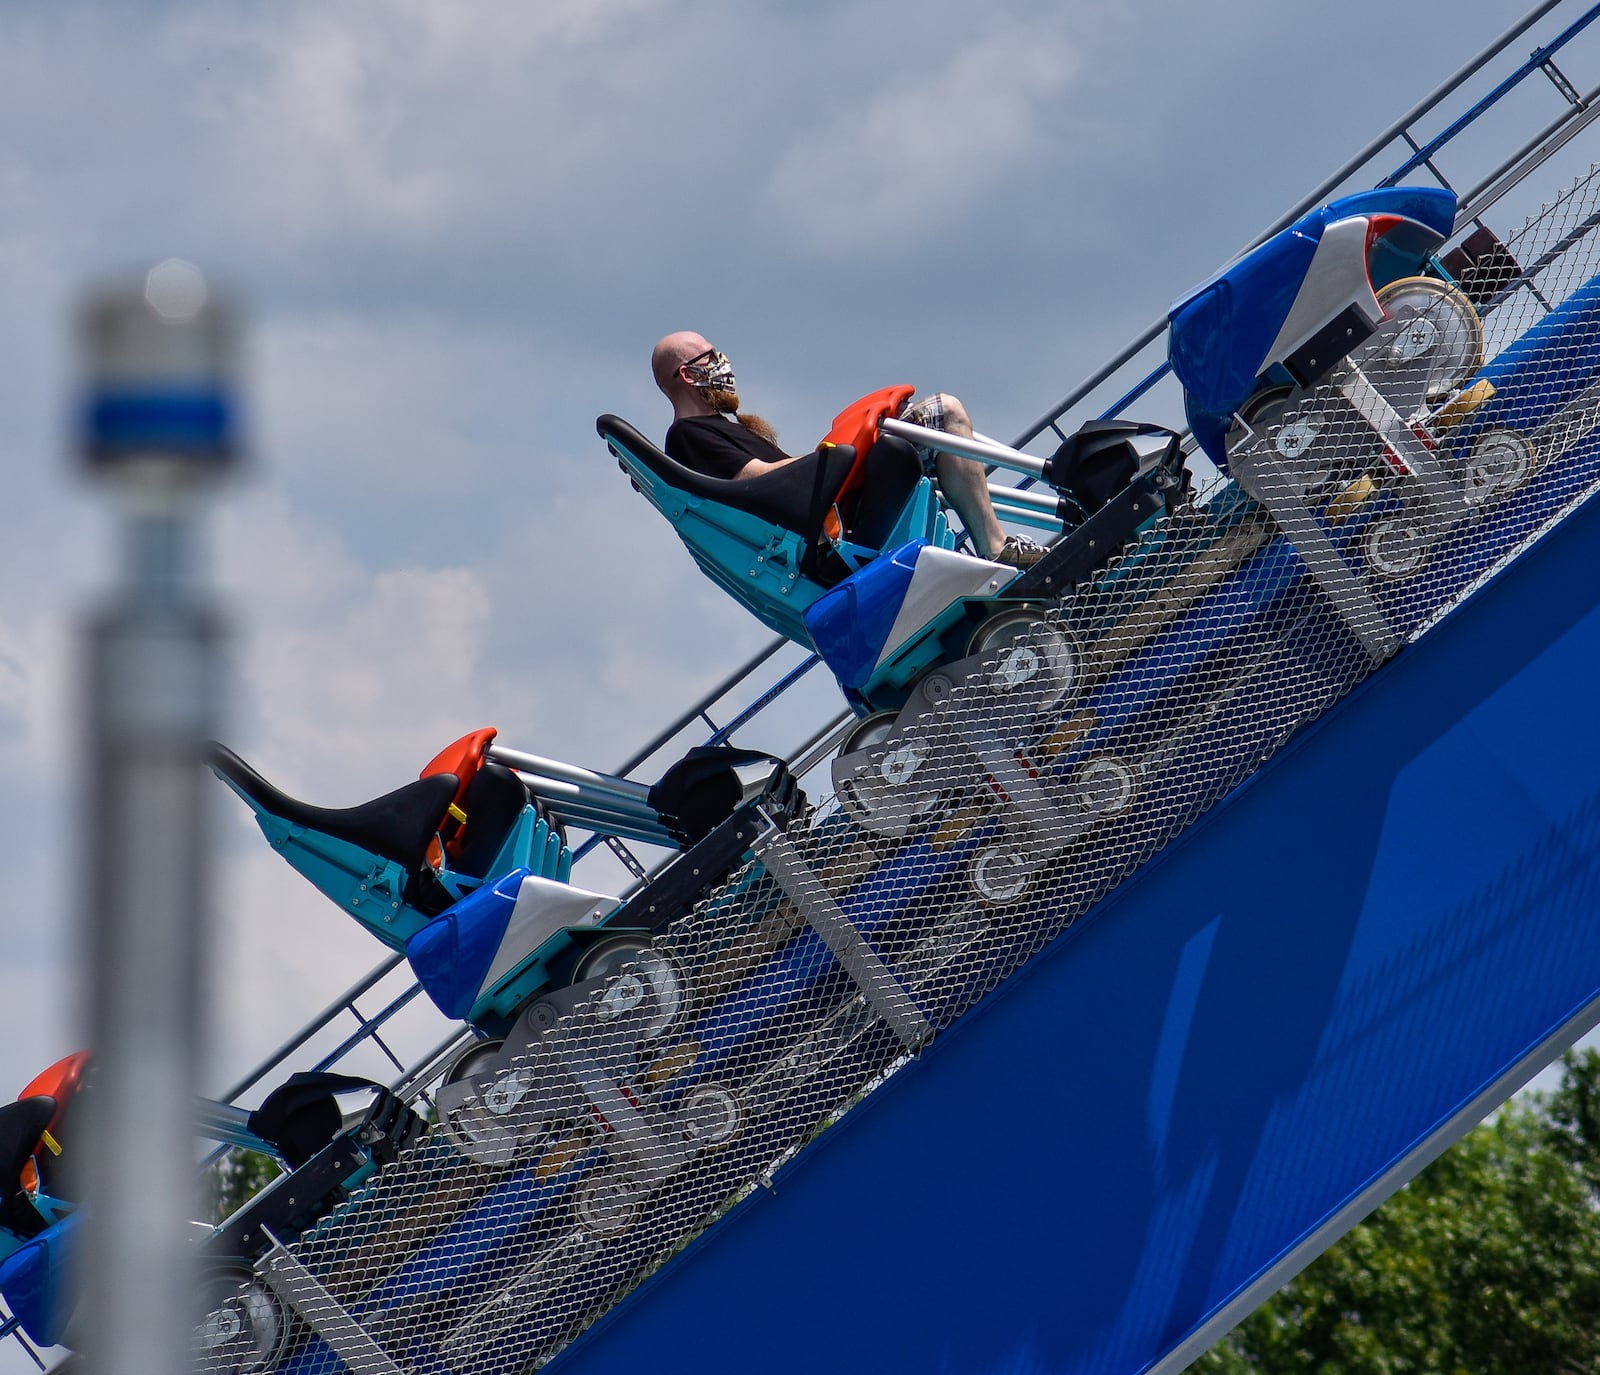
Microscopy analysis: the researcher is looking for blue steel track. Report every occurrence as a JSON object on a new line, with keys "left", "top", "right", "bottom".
{"left": 548, "top": 462, "right": 1600, "bottom": 1374}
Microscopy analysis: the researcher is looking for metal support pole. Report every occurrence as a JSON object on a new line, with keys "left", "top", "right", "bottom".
{"left": 75, "top": 259, "right": 239, "bottom": 1374}
{"left": 880, "top": 416, "right": 1051, "bottom": 479}
{"left": 509, "top": 770, "right": 665, "bottom": 828}
{"left": 489, "top": 745, "right": 655, "bottom": 803}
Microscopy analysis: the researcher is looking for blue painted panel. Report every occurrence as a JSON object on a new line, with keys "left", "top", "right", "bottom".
{"left": 803, "top": 541, "right": 927, "bottom": 692}
{"left": 0, "top": 1212, "right": 79, "bottom": 1349}
{"left": 406, "top": 868, "right": 528, "bottom": 1019}
{"left": 549, "top": 485, "right": 1600, "bottom": 1375}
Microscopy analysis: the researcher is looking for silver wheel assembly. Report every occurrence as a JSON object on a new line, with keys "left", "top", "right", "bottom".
{"left": 437, "top": 1038, "right": 546, "bottom": 1165}
{"left": 1363, "top": 515, "right": 1428, "bottom": 579}
{"left": 1233, "top": 386, "right": 1341, "bottom": 495}
{"left": 573, "top": 937, "right": 688, "bottom": 1042}
{"left": 678, "top": 1084, "right": 742, "bottom": 1148}
{"left": 573, "top": 1168, "right": 644, "bottom": 1239}
{"left": 834, "top": 710, "right": 942, "bottom": 836}
{"left": 1462, "top": 426, "right": 1535, "bottom": 507}
{"left": 968, "top": 608, "right": 1082, "bottom": 715}
{"left": 1076, "top": 755, "right": 1137, "bottom": 817}
{"left": 970, "top": 844, "right": 1034, "bottom": 905}
{"left": 193, "top": 1269, "right": 289, "bottom": 1375}
{"left": 1356, "top": 277, "right": 1484, "bottom": 414}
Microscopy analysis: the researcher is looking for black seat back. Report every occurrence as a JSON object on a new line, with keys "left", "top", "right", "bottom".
{"left": 0, "top": 1098, "right": 53, "bottom": 1185}
{"left": 0, "top": 1097, "right": 55, "bottom": 1240}
{"left": 599, "top": 415, "right": 857, "bottom": 549}
{"left": 843, "top": 435, "right": 924, "bottom": 549}
{"left": 452, "top": 763, "right": 542, "bottom": 880}
{"left": 210, "top": 744, "right": 459, "bottom": 876}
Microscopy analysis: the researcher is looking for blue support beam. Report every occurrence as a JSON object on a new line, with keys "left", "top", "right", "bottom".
{"left": 548, "top": 481, "right": 1600, "bottom": 1375}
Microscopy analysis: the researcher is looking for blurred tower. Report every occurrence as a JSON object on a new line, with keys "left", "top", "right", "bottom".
{"left": 75, "top": 259, "right": 240, "bottom": 1373}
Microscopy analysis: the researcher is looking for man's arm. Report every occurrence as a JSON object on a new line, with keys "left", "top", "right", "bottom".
{"left": 733, "top": 452, "right": 799, "bottom": 478}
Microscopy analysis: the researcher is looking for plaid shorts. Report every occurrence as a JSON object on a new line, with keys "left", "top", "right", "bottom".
{"left": 898, "top": 393, "right": 951, "bottom": 474}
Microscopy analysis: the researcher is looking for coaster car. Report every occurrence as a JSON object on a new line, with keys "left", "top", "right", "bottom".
{"left": 602, "top": 393, "right": 1188, "bottom": 709}
{"left": 210, "top": 729, "right": 805, "bottom": 1160}
{"left": 0, "top": 1052, "right": 422, "bottom": 1373}
{"left": 1170, "top": 184, "right": 1541, "bottom": 597}
{"left": 1170, "top": 184, "right": 1600, "bottom": 628}
{"left": 1169, "top": 184, "right": 1462, "bottom": 470}
{"left": 600, "top": 399, "right": 1192, "bottom": 856}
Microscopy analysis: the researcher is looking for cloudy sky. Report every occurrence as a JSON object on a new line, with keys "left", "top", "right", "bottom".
{"left": 1, "top": 1, "right": 1597, "bottom": 1339}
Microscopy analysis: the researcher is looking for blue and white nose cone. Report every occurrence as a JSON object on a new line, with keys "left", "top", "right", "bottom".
{"left": 78, "top": 258, "right": 241, "bottom": 475}
{"left": 408, "top": 870, "right": 621, "bottom": 1021}
{"left": 805, "top": 541, "right": 1012, "bottom": 692}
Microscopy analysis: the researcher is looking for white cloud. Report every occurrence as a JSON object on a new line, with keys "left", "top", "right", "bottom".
{"left": 160, "top": 1, "right": 680, "bottom": 260}
{"left": 212, "top": 488, "right": 498, "bottom": 797}
{"left": 204, "top": 842, "right": 450, "bottom": 1095}
{"left": 763, "top": 19, "right": 1080, "bottom": 253}
{"left": 252, "top": 311, "right": 531, "bottom": 498}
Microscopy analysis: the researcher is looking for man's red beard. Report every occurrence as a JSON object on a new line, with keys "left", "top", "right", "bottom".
{"left": 705, "top": 388, "right": 778, "bottom": 445}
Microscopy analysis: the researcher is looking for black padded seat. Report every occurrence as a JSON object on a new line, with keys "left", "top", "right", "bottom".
{"left": 0, "top": 1097, "right": 55, "bottom": 1240}
{"left": 599, "top": 415, "right": 856, "bottom": 546}
{"left": 0, "top": 1098, "right": 53, "bottom": 1184}
{"left": 209, "top": 744, "right": 458, "bottom": 875}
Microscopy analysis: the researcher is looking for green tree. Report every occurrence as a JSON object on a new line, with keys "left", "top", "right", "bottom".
{"left": 199, "top": 1147, "right": 281, "bottom": 1225}
{"left": 1194, "top": 1050, "right": 1600, "bottom": 1374}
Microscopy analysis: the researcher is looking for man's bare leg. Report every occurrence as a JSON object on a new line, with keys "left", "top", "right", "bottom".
{"left": 923, "top": 395, "right": 1009, "bottom": 559}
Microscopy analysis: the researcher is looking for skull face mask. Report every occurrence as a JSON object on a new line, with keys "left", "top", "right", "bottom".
{"left": 681, "top": 347, "right": 736, "bottom": 394}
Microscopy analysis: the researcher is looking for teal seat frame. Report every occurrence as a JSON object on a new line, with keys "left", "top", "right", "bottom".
{"left": 599, "top": 415, "right": 953, "bottom": 648}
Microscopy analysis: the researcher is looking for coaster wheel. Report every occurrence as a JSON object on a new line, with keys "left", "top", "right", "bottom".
{"left": 1258, "top": 385, "right": 1350, "bottom": 484}
{"left": 573, "top": 1167, "right": 645, "bottom": 1239}
{"left": 967, "top": 608, "right": 1082, "bottom": 716}
{"left": 573, "top": 936, "right": 688, "bottom": 1042}
{"left": 1462, "top": 426, "right": 1536, "bottom": 507}
{"left": 437, "top": 1038, "right": 543, "bottom": 1164}
{"left": 969, "top": 844, "right": 1034, "bottom": 906}
{"left": 1075, "top": 755, "right": 1137, "bottom": 817}
{"left": 834, "top": 711, "right": 942, "bottom": 836}
{"left": 1363, "top": 515, "right": 1429, "bottom": 580}
{"left": 1354, "top": 276, "right": 1484, "bottom": 416}
{"left": 193, "top": 1265, "right": 290, "bottom": 1375}
{"left": 677, "top": 1084, "right": 743, "bottom": 1148}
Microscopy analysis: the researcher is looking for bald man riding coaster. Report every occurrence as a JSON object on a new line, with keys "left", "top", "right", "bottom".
{"left": 650, "top": 332, "right": 1045, "bottom": 569}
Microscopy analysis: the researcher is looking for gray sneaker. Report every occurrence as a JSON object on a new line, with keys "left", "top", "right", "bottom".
{"left": 993, "top": 534, "right": 1046, "bottom": 569}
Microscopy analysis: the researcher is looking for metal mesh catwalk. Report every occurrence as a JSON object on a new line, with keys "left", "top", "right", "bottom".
{"left": 184, "top": 159, "right": 1600, "bottom": 1375}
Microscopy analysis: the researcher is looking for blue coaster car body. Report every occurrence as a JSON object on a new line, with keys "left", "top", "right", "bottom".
{"left": 212, "top": 734, "right": 802, "bottom": 1039}
{"left": 406, "top": 866, "right": 618, "bottom": 1025}
{"left": 0, "top": 1209, "right": 79, "bottom": 1349}
{"left": 1169, "top": 185, "right": 1459, "bottom": 469}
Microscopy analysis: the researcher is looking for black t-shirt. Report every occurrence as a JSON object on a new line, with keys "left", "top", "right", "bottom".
{"left": 665, "top": 414, "right": 790, "bottom": 480}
